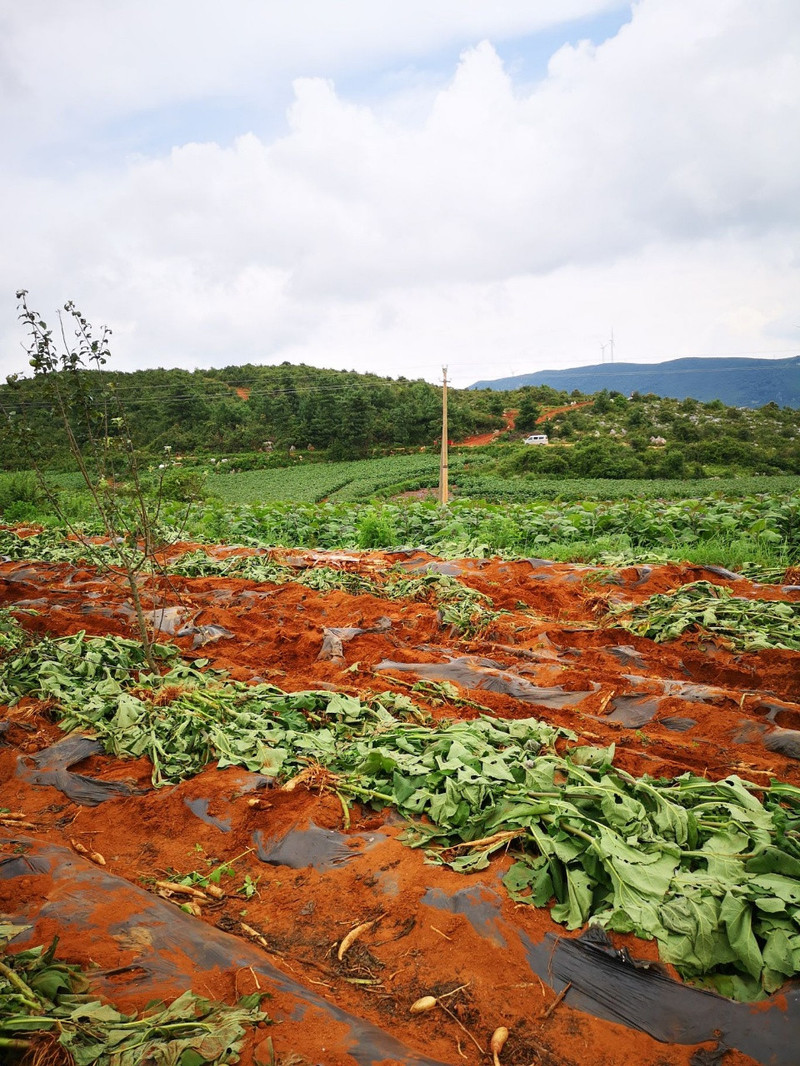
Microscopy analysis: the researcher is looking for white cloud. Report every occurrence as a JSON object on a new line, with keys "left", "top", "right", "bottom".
{"left": 0, "top": 1, "right": 624, "bottom": 160}
{"left": 1, "top": 0, "right": 798, "bottom": 388}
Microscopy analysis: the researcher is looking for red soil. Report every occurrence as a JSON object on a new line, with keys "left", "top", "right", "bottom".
{"left": 457, "top": 410, "right": 517, "bottom": 447}
{"left": 1, "top": 540, "right": 799, "bottom": 1065}
{"left": 536, "top": 401, "right": 594, "bottom": 423}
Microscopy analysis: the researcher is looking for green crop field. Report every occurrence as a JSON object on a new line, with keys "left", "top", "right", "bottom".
{"left": 2, "top": 462, "right": 799, "bottom": 572}
{"left": 205, "top": 453, "right": 445, "bottom": 504}
{"left": 203, "top": 455, "right": 800, "bottom": 506}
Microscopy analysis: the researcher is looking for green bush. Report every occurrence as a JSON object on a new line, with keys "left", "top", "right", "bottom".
{"left": 356, "top": 510, "right": 399, "bottom": 549}
{"left": 0, "top": 473, "right": 45, "bottom": 520}
{"left": 158, "top": 468, "right": 210, "bottom": 503}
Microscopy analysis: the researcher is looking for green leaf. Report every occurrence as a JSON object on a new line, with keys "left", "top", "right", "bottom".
{"left": 551, "top": 868, "right": 593, "bottom": 929}
{"left": 504, "top": 858, "right": 554, "bottom": 906}
{"left": 719, "top": 892, "right": 763, "bottom": 980}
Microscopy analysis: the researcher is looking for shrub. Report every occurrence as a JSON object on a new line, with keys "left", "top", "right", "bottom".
{"left": 0, "top": 473, "right": 44, "bottom": 519}
{"left": 356, "top": 511, "right": 399, "bottom": 549}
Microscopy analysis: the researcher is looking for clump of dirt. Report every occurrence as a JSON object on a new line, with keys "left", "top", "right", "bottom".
{"left": 2, "top": 540, "right": 798, "bottom": 1066}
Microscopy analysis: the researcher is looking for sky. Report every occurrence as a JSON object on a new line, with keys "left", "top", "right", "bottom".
{"left": 1, "top": 0, "right": 798, "bottom": 389}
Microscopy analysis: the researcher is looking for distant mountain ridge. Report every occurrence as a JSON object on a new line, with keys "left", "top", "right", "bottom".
{"left": 469, "top": 356, "right": 800, "bottom": 408}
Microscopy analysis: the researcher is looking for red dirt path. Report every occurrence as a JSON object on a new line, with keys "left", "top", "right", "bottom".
{"left": 456, "top": 401, "right": 595, "bottom": 446}
{"left": 457, "top": 410, "right": 517, "bottom": 447}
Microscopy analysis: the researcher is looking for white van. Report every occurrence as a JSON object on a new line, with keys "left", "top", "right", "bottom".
{"left": 523, "top": 434, "right": 549, "bottom": 445}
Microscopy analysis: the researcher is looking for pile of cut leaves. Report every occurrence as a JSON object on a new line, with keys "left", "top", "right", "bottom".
{"left": 2, "top": 631, "right": 800, "bottom": 1001}
{"left": 0, "top": 926, "right": 268, "bottom": 1065}
{"left": 608, "top": 580, "right": 800, "bottom": 651}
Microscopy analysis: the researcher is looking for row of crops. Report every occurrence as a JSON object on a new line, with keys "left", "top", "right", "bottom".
{"left": 2, "top": 526, "right": 799, "bottom": 651}
{"left": 4, "top": 490, "right": 796, "bottom": 569}
{"left": 183, "top": 493, "right": 800, "bottom": 566}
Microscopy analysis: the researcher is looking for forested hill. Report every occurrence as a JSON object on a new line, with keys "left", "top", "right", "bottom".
{"left": 0, "top": 361, "right": 503, "bottom": 464}
{"left": 470, "top": 356, "right": 800, "bottom": 408}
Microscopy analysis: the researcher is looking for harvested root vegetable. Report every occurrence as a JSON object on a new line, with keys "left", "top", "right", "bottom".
{"left": 155, "top": 880, "right": 208, "bottom": 900}
{"left": 241, "top": 922, "right": 269, "bottom": 948}
{"left": 409, "top": 996, "right": 438, "bottom": 1014}
{"left": 491, "top": 1026, "right": 509, "bottom": 1066}
{"left": 70, "top": 838, "right": 104, "bottom": 863}
{"left": 337, "top": 918, "right": 377, "bottom": 961}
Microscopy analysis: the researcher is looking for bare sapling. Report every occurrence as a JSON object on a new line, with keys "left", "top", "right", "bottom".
{"left": 3, "top": 290, "right": 186, "bottom": 674}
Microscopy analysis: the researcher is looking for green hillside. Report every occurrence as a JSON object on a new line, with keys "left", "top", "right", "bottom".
{"left": 0, "top": 362, "right": 502, "bottom": 468}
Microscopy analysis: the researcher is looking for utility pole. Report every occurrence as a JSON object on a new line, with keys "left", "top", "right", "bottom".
{"left": 439, "top": 366, "right": 449, "bottom": 506}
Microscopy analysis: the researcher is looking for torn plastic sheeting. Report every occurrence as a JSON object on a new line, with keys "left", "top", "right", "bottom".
{"left": 17, "top": 734, "right": 139, "bottom": 806}
{"left": 191, "top": 624, "right": 235, "bottom": 648}
{"left": 609, "top": 645, "right": 649, "bottom": 669}
{"left": 318, "top": 629, "right": 347, "bottom": 662}
{"left": 3, "top": 567, "right": 53, "bottom": 585}
{"left": 236, "top": 589, "right": 276, "bottom": 603}
{"left": 375, "top": 657, "right": 595, "bottom": 707}
{"left": 753, "top": 699, "right": 800, "bottom": 730}
{"left": 620, "top": 675, "right": 734, "bottom": 705}
{"left": 732, "top": 720, "right": 768, "bottom": 746}
{"left": 605, "top": 695, "right": 663, "bottom": 727}
{"left": 419, "top": 878, "right": 798, "bottom": 1064}
{"left": 697, "top": 565, "right": 745, "bottom": 582}
{"left": 394, "top": 559, "right": 464, "bottom": 576}
{"left": 184, "top": 797, "right": 233, "bottom": 832}
{"left": 626, "top": 566, "right": 654, "bottom": 588}
{"left": 536, "top": 930, "right": 798, "bottom": 1064}
{"left": 0, "top": 838, "right": 451, "bottom": 1066}
{"left": 660, "top": 717, "right": 698, "bottom": 732}
{"left": 422, "top": 885, "right": 508, "bottom": 949}
{"left": 719, "top": 719, "right": 800, "bottom": 761}
{"left": 763, "top": 728, "right": 800, "bottom": 760}
{"left": 253, "top": 822, "right": 383, "bottom": 871}
{"left": 660, "top": 679, "right": 733, "bottom": 704}
{"left": 0, "top": 851, "right": 53, "bottom": 880}
{"left": 318, "top": 617, "right": 392, "bottom": 661}
{"left": 529, "top": 570, "right": 585, "bottom": 584}
{"left": 599, "top": 567, "right": 654, "bottom": 589}
{"left": 148, "top": 606, "right": 191, "bottom": 635}
{"left": 79, "top": 605, "right": 123, "bottom": 619}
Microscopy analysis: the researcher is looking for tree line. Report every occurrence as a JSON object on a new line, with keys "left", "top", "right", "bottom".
{"left": 0, "top": 362, "right": 506, "bottom": 468}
